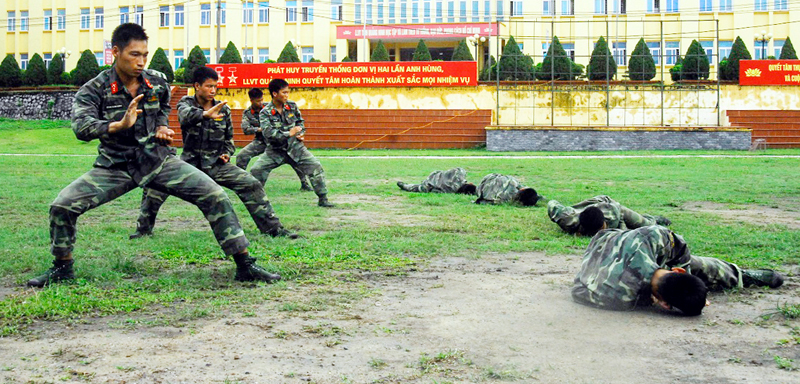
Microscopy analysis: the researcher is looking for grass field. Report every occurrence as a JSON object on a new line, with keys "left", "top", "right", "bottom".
{"left": 1, "top": 120, "right": 799, "bottom": 336}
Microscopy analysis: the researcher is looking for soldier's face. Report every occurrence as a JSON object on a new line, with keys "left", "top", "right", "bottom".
{"left": 272, "top": 87, "right": 290, "bottom": 104}
{"left": 250, "top": 97, "right": 264, "bottom": 109}
{"left": 195, "top": 79, "right": 217, "bottom": 102}
{"left": 113, "top": 40, "right": 149, "bottom": 79}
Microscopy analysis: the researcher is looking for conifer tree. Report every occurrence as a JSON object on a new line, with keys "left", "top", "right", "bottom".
{"left": 277, "top": 41, "right": 301, "bottom": 63}
{"left": 183, "top": 46, "right": 208, "bottom": 83}
{"left": 627, "top": 38, "right": 656, "bottom": 81}
{"left": 451, "top": 40, "right": 474, "bottom": 61}
{"left": 496, "top": 36, "right": 535, "bottom": 80}
{"left": 681, "top": 40, "right": 710, "bottom": 80}
{"left": 71, "top": 49, "right": 101, "bottom": 86}
{"left": 24, "top": 53, "right": 47, "bottom": 86}
{"left": 587, "top": 36, "right": 617, "bottom": 81}
{"left": 719, "top": 36, "right": 751, "bottom": 81}
{"left": 0, "top": 54, "right": 23, "bottom": 87}
{"left": 371, "top": 40, "right": 390, "bottom": 61}
{"left": 779, "top": 37, "right": 797, "bottom": 60}
{"left": 148, "top": 47, "right": 175, "bottom": 83}
{"left": 539, "top": 36, "right": 578, "bottom": 80}
{"left": 412, "top": 39, "right": 432, "bottom": 61}
{"left": 47, "top": 53, "right": 65, "bottom": 84}
{"left": 219, "top": 41, "right": 243, "bottom": 63}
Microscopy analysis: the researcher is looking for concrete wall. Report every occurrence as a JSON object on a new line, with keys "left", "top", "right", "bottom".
{"left": 0, "top": 91, "right": 74, "bottom": 120}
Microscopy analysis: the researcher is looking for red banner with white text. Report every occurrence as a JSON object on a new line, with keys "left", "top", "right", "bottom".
{"left": 739, "top": 60, "right": 800, "bottom": 86}
{"left": 207, "top": 61, "right": 478, "bottom": 88}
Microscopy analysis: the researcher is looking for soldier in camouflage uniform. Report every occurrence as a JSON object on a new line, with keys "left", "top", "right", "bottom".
{"left": 28, "top": 24, "right": 280, "bottom": 287}
{"left": 250, "top": 79, "right": 335, "bottom": 207}
{"left": 235, "top": 88, "right": 311, "bottom": 192}
{"left": 474, "top": 173, "right": 541, "bottom": 206}
{"left": 396, "top": 167, "right": 476, "bottom": 194}
{"left": 547, "top": 195, "right": 671, "bottom": 236}
{"left": 132, "top": 67, "right": 297, "bottom": 239}
{"left": 572, "top": 225, "right": 784, "bottom": 315}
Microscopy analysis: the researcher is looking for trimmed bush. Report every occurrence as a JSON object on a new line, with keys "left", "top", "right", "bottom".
{"left": 587, "top": 36, "right": 616, "bottom": 81}
{"left": 452, "top": 40, "right": 474, "bottom": 61}
{"left": 99, "top": 64, "right": 112, "bottom": 72}
{"left": 183, "top": 46, "right": 208, "bottom": 84}
{"left": 309, "top": 58, "right": 321, "bottom": 62}
{"left": 628, "top": 38, "right": 656, "bottom": 81}
{"left": 24, "top": 53, "right": 47, "bottom": 86}
{"left": 277, "top": 42, "right": 301, "bottom": 63}
{"left": 60, "top": 71, "right": 72, "bottom": 85}
{"left": 480, "top": 55, "right": 496, "bottom": 81}
{"left": 148, "top": 48, "right": 174, "bottom": 83}
{"left": 412, "top": 40, "right": 432, "bottom": 61}
{"left": 669, "top": 55, "right": 683, "bottom": 82}
{"left": 681, "top": 40, "right": 710, "bottom": 80}
{"left": 173, "top": 68, "right": 185, "bottom": 83}
{"left": 341, "top": 56, "right": 353, "bottom": 62}
{"left": 779, "top": 37, "right": 797, "bottom": 60}
{"left": 72, "top": 49, "right": 101, "bottom": 86}
{"left": 538, "top": 36, "right": 580, "bottom": 80}
{"left": 219, "top": 41, "right": 243, "bottom": 64}
{"left": 496, "top": 36, "right": 535, "bottom": 81}
{"left": 720, "top": 36, "right": 751, "bottom": 81}
{"left": 0, "top": 54, "right": 23, "bottom": 87}
{"left": 47, "top": 53, "right": 65, "bottom": 84}
{"left": 371, "top": 40, "right": 390, "bottom": 62}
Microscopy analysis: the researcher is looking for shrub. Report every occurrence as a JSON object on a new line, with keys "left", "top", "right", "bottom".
{"left": 219, "top": 41, "right": 243, "bottom": 64}
{"left": 72, "top": 49, "right": 101, "bottom": 86}
{"left": 309, "top": 58, "right": 321, "bottom": 62}
{"left": 341, "top": 56, "right": 353, "bottom": 62}
{"left": 587, "top": 36, "right": 616, "bottom": 81}
{"left": 720, "top": 36, "right": 751, "bottom": 81}
{"left": 277, "top": 42, "right": 301, "bottom": 63}
{"left": 681, "top": 40, "right": 710, "bottom": 80}
{"left": 60, "top": 71, "right": 72, "bottom": 85}
{"left": 628, "top": 38, "right": 656, "bottom": 81}
{"left": 452, "top": 40, "right": 474, "bottom": 61}
{"left": 47, "top": 53, "right": 65, "bottom": 84}
{"left": 412, "top": 40, "right": 432, "bottom": 61}
{"left": 99, "top": 64, "right": 112, "bottom": 72}
{"left": 669, "top": 55, "right": 683, "bottom": 82}
{"left": 148, "top": 48, "right": 175, "bottom": 83}
{"left": 538, "top": 36, "right": 580, "bottom": 80}
{"left": 480, "top": 55, "right": 496, "bottom": 81}
{"left": 173, "top": 68, "right": 185, "bottom": 83}
{"left": 496, "top": 36, "right": 535, "bottom": 81}
{"left": 0, "top": 54, "right": 23, "bottom": 87}
{"left": 183, "top": 46, "right": 208, "bottom": 84}
{"left": 371, "top": 40, "right": 390, "bottom": 62}
{"left": 23, "top": 53, "right": 47, "bottom": 86}
{"left": 779, "top": 37, "right": 797, "bottom": 60}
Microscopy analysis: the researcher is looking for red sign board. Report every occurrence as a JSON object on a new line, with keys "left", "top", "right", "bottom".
{"left": 104, "top": 40, "right": 113, "bottom": 65}
{"left": 739, "top": 60, "right": 800, "bottom": 86}
{"left": 337, "top": 23, "right": 497, "bottom": 40}
{"left": 208, "top": 61, "right": 478, "bottom": 88}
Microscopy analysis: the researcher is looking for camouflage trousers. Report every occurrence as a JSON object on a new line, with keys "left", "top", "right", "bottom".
{"left": 399, "top": 182, "right": 436, "bottom": 193}
{"left": 50, "top": 156, "right": 249, "bottom": 257}
{"left": 620, "top": 206, "right": 659, "bottom": 229}
{"left": 235, "top": 139, "right": 308, "bottom": 185}
{"left": 686, "top": 255, "right": 744, "bottom": 290}
{"left": 136, "top": 161, "right": 284, "bottom": 236}
{"left": 250, "top": 146, "right": 327, "bottom": 196}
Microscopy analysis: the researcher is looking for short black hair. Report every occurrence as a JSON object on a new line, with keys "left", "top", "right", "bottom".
{"left": 192, "top": 66, "right": 218, "bottom": 86}
{"left": 268, "top": 78, "right": 289, "bottom": 97}
{"left": 248, "top": 88, "right": 263, "bottom": 99}
{"left": 456, "top": 183, "right": 477, "bottom": 195}
{"left": 578, "top": 206, "right": 606, "bottom": 236}
{"left": 111, "top": 23, "right": 148, "bottom": 53}
{"left": 657, "top": 273, "right": 708, "bottom": 316}
{"left": 515, "top": 187, "right": 539, "bottom": 206}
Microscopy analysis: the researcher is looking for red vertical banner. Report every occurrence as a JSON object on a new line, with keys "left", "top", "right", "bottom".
{"left": 739, "top": 60, "right": 800, "bottom": 86}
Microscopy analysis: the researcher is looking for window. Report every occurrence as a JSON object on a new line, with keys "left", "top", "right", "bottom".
{"left": 377, "top": 0, "right": 384, "bottom": 23}
{"left": 400, "top": 0, "right": 407, "bottom": 22}
{"left": 699, "top": 0, "right": 712, "bottom": 12}
{"left": 95, "top": 8, "right": 104, "bottom": 29}
{"left": 44, "top": 53, "right": 52, "bottom": 68}
{"left": 774, "top": 40, "right": 785, "bottom": 58}
{"left": 719, "top": 41, "right": 732, "bottom": 59}
{"left": 7, "top": 12, "right": 15, "bottom": 32}
{"left": 483, "top": 0, "right": 490, "bottom": 21}
{"left": 648, "top": 0, "right": 660, "bottom": 13}
{"left": 366, "top": 0, "right": 373, "bottom": 23}
{"left": 754, "top": 39, "right": 770, "bottom": 59}
{"left": 95, "top": 52, "right": 104, "bottom": 66}
{"left": 120, "top": 7, "right": 129, "bottom": 24}
{"left": 20, "top": 11, "right": 28, "bottom": 31}
{"left": 219, "top": 3, "right": 227, "bottom": 25}
{"left": 330, "top": 46, "right": 337, "bottom": 62}
{"left": 20, "top": 54, "right": 28, "bottom": 70}
{"left": 160, "top": 6, "right": 170, "bottom": 27}
{"left": 302, "top": 47, "right": 314, "bottom": 63}
{"left": 286, "top": 0, "right": 297, "bottom": 22}
{"left": 615, "top": 0, "right": 627, "bottom": 14}
{"left": 201, "top": 4, "right": 211, "bottom": 25}
{"left": 754, "top": 0, "right": 767, "bottom": 11}
{"left": 720, "top": 0, "right": 732, "bottom": 11}
{"left": 389, "top": 1, "right": 396, "bottom": 22}
{"left": 471, "top": 1, "right": 478, "bottom": 21}
{"left": 243, "top": 2, "right": 254, "bottom": 24}
{"left": 774, "top": 0, "right": 788, "bottom": 10}
{"left": 81, "top": 9, "right": 90, "bottom": 29}
{"left": 542, "top": 0, "right": 554, "bottom": 15}
{"left": 510, "top": 0, "right": 523, "bottom": 16}
{"left": 175, "top": 5, "right": 185, "bottom": 26}
{"left": 665, "top": 0, "right": 678, "bottom": 12}
{"left": 203, "top": 49, "right": 211, "bottom": 63}
{"left": 423, "top": 0, "right": 431, "bottom": 23}
{"left": 436, "top": 0, "right": 443, "bottom": 23}
{"left": 701, "top": 40, "right": 714, "bottom": 64}
{"left": 44, "top": 10, "right": 52, "bottom": 31}
{"left": 331, "top": 0, "right": 343, "bottom": 21}
{"left": 460, "top": 1, "right": 467, "bottom": 21}
{"left": 355, "top": 0, "right": 361, "bottom": 23}
{"left": 301, "top": 0, "right": 313, "bottom": 22}
{"left": 243, "top": 48, "right": 253, "bottom": 63}
{"left": 595, "top": 0, "right": 606, "bottom": 14}
{"left": 258, "top": 2, "right": 269, "bottom": 23}
{"left": 447, "top": 1, "right": 454, "bottom": 22}
{"left": 496, "top": 0, "right": 503, "bottom": 20}
{"left": 562, "top": 43, "right": 575, "bottom": 61}
{"left": 665, "top": 41, "right": 679, "bottom": 65}
{"left": 562, "top": 0, "right": 574, "bottom": 15}
{"left": 134, "top": 6, "right": 143, "bottom": 26}
{"left": 57, "top": 9, "right": 65, "bottom": 30}
{"left": 613, "top": 42, "right": 627, "bottom": 66}
{"left": 174, "top": 49, "right": 184, "bottom": 68}
{"left": 259, "top": 48, "right": 269, "bottom": 63}
{"left": 646, "top": 42, "right": 660, "bottom": 65}
{"left": 413, "top": 0, "right": 420, "bottom": 22}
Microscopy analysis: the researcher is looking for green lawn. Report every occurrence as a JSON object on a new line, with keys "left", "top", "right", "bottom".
{"left": 1, "top": 120, "right": 798, "bottom": 334}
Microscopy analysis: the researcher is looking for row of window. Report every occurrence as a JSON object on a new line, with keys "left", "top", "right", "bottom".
{"left": 354, "top": 0, "right": 523, "bottom": 24}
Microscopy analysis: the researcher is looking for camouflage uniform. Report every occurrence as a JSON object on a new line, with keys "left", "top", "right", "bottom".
{"left": 250, "top": 100, "right": 328, "bottom": 197}
{"left": 235, "top": 104, "right": 308, "bottom": 188}
{"left": 572, "top": 225, "right": 743, "bottom": 311}
{"left": 135, "top": 95, "right": 288, "bottom": 236}
{"left": 547, "top": 195, "right": 663, "bottom": 234}
{"left": 399, "top": 167, "right": 469, "bottom": 193}
{"left": 52, "top": 67, "right": 249, "bottom": 257}
{"left": 474, "top": 173, "right": 524, "bottom": 205}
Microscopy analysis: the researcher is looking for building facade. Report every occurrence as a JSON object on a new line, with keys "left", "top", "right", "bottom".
{"left": 1, "top": 1, "right": 798, "bottom": 80}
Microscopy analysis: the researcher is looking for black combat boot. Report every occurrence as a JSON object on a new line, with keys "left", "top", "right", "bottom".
{"left": 655, "top": 216, "right": 672, "bottom": 226}
{"left": 233, "top": 254, "right": 282, "bottom": 283}
{"left": 742, "top": 269, "right": 784, "bottom": 288}
{"left": 300, "top": 181, "right": 313, "bottom": 192}
{"left": 27, "top": 259, "right": 76, "bottom": 287}
{"left": 267, "top": 226, "right": 300, "bottom": 239}
{"left": 396, "top": 181, "right": 407, "bottom": 190}
{"left": 318, "top": 194, "right": 335, "bottom": 208}
{"left": 129, "top": 229, "right": 153, "bottom": 239}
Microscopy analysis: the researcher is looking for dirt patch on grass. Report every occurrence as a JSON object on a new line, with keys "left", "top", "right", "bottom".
{"left": 681, "top": 201, "right": 800, "bottom": 229}
{"left": 325, "top": 194, "right": 433, "bottom": 228}
{"left": 1, "top": 254, "right": 798, "bottom": 383}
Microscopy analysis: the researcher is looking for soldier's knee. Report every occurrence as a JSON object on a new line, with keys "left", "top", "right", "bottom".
{"left": 49, "top": 205, "right": 77, "bottom": 223}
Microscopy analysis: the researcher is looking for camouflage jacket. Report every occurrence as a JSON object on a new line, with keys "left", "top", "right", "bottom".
{"left": 420, "top": 168, "right": 469, "bottom": 193}
{"left": 571, "top": 225, "right": 693, "bottom": 311}
{"left": 176, "top": 95, "right": 235, "bottom": 171}
{"left": 548, "top": 196, "right": 623, "bottom": 234}
{"left": 475, "top": 173, "right": 523, "bottom": 204}
{"left": 241, "top": 104, "right": 264, "bottom": 139}
{"left": 258, "top": 100, "right": 307, "bottom": 162}
{"left": 71, "top": 67, "right": 172, "bottom": 185}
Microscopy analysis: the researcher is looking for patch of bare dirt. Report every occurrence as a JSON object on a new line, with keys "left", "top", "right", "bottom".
{"left": 325, "top": 194, "right": 433, "bottom": 228}
{"left": 681, "top": 201, "right": 800, "bottom": 229}
{"left": 1, "top": 254, "right": 798, "bottom": 383}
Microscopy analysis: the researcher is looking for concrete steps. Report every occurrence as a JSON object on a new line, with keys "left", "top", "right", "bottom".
{"left": 727, "top": 110, "right": 800, "bottom": 148}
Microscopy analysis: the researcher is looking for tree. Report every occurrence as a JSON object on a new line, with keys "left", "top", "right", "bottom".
{"left": 495, "top": 36, "right": 535, "bottom": 81}
{"left": 71, "top": 49, "right": 101, "bottom": 86}
{"left": 341, "top": 56, "right": 353, "bottom": 62}
{"left": 277, "top": 41, "right": 301, "bottom": 63}
{"left": 720, "top": 36, "right": 751, "bottom": 81}
{"left": 412, "top": 39, "right": 432, "bottom": 61}
{"left": 669, "top": 55, "right": 683, "bottom": 82}
{"left": 681, "top": 40, "right": 710, "bottom": 80}
{"left": 174, "top": 68, "right": 186, "bottom": 83}
{"left": 183, "top": 45, "right": 208, "bottom": 84}
{"left": 47, "top": 53, "right": 65, "bottom": 84}
{"left": 587, "top": 36, "right": 616, "bottom": 81}
{"left": 0, "top": 54, "right": 23, "bottom": 87}
{"left": 452, "top": 40, "right": 474, "bottom": 61}
{"left": 24, "top": 53, "right": 47, "bottom": 86}
{"left": 219, "top": 41, "right": 243, "bottom": 64}
{"left": 627, "top": 38, "right": 656, "bottom": 81}
{"left": 779, "top": 37, "right": 797, "bottom": 60}
{"left": 480, "top": 55, "right": 496, "bottom": 81}
{"left": 148, "top": 48, "right": 175, "bottom": 83}
{"left": 538, "top": 36, "right": 579, "bottom": 80}
{"left": 371, "top": 40, "right": 390, "bottom": 62}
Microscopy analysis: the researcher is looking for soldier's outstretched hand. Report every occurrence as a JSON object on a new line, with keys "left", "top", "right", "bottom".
{"left": 109, "top": 94, "right": 144, "bottom": 133}
{"left": 155, "top": 126, "right": 174, "bottom": 145}
{"left": 203, "top": 101, "right": 228, "bottom": 120}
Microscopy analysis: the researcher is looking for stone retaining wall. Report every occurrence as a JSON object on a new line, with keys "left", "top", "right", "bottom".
{"left": 0, "top": 91, "right": 75, "bottom": 120}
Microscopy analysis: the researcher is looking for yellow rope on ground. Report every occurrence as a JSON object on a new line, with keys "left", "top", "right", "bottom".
{"left": 347, "top": 109, "right": 483, "bottom": 150}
